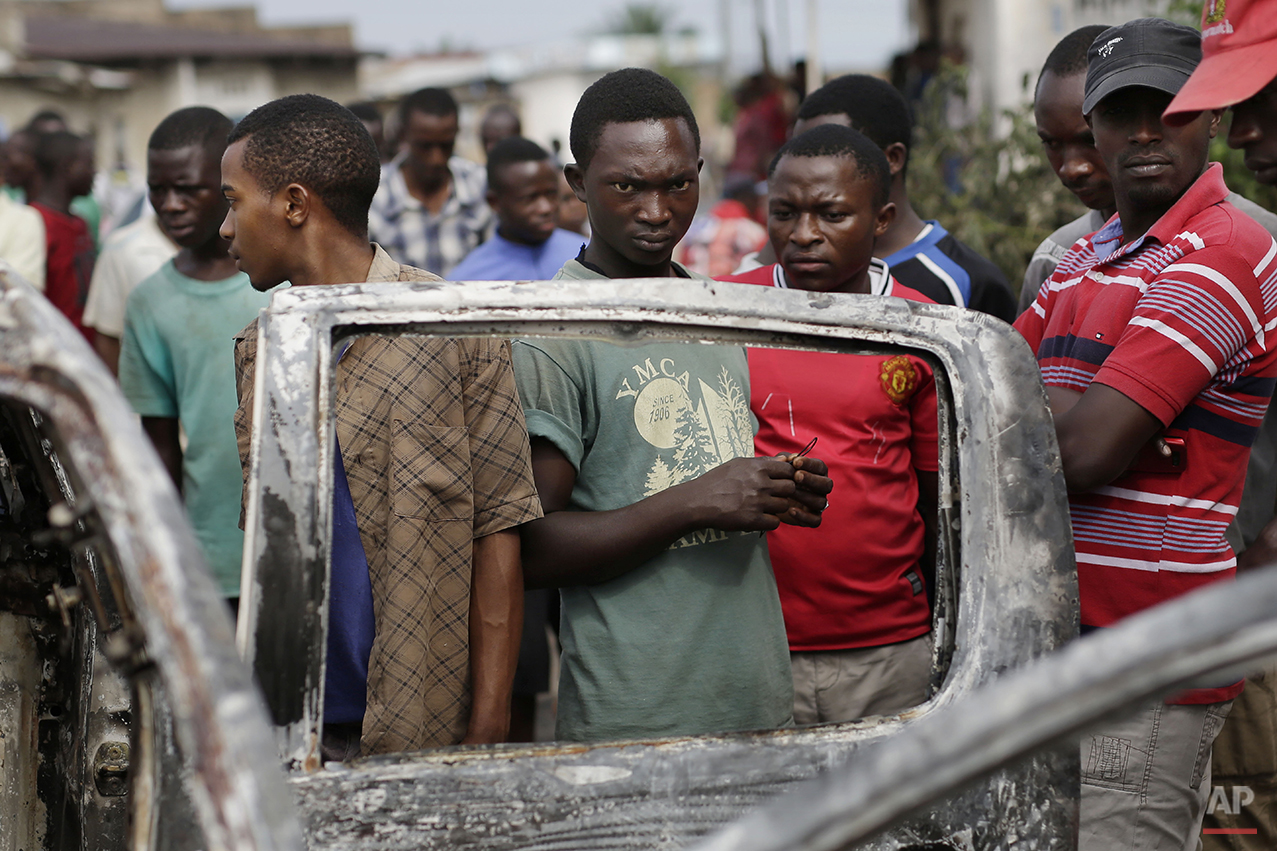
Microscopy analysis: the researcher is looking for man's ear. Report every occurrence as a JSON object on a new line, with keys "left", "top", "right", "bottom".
{"left": 1208, "top": 108, "right": 1224, "bottom": 138}
{"left": 485, "top": 188, "right": 499, "bottom": 211}
{"left": 698, "top": 157, "right": 705, "bottom": 173}
{"left": 884, "top": 142, "right": 908, "bottom": 177}
{"left": 282, "top": 183, "right": 310, "bottom": 229}
{"left": 564, "top": 163, "right": 587, "bottom": 203}
{"left": 874, "top": 201, "right": 897, "bottom": 238}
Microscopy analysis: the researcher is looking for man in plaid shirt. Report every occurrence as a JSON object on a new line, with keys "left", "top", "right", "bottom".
{"left": 222, "top": 94, "right": 541, "bottom": 759}
{"left": 368, "top": 87, "right": 492, "bottom": 276}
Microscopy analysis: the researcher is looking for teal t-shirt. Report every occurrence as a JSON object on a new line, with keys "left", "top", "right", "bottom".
{"left": 119, "top": 262, "right": 274, "bottom": 596}
{"left": 511, "top": 260, "right": 793, "bottom": 742}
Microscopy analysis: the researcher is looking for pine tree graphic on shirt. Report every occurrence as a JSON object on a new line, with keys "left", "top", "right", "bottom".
{"left": 644, "top": 456, "right": 676, "bottom": 495}
{"left": 671, "top": 403, "right": 719, "bottom": 483}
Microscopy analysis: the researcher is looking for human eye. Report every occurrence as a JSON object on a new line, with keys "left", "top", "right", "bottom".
{"left": 670, "top": 179, "right": 691, "bottom": 191}
{"left": 612, "top": 182, "right": 636, "bottom": 193}
{"left": 822, "top": 211, "right": 848, "bottom": 222}
{"left": 769, "top": 207, "right": 794, "bottom": 220}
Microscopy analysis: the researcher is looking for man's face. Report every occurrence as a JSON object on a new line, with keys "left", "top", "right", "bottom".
{"left": 68, "top": 141, "right": 95, "bottom": 199}
{"left": 490, "top": 158, "right": 560, "bottom": 246}
{"left": 149, "top": 144, "right": 227, "bottom": 249}
{"left": 4, "top": 133, "right": 34, "bottom": 189}
{"left": 220, "top": 139, "right": 290, "bottom": 291}
{"left": 1088, "top": 87, "right": 1219, "bottom": 217}
{"left": 768, "top": 154, "right": 894, "bottom": 293}
{"left": 1228, "top": 78, "right": 1277, "bottom": 186}
{"left": 481, "top": 111, "right": 520, "bottom": 154}
{"left": 1036, "top": 71, "right": 1113, "bottom": 212}
{"left": 571, "top": 118, "right": 701, "bottom": 272}
{"left": 401, "top": 109, "right": 457, "bottom": 190}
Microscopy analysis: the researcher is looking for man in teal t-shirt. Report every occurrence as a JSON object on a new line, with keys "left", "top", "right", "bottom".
{"left": 119, "top": 107, "right": 276, "bottom": 600}
{"left": 513, "top": 70, "right": 833, "bottom": 742}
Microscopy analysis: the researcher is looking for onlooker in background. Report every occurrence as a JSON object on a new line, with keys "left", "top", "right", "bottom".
{"left": 346, "top": 102, "right": 393, "bottom": 164}
{"left": 1019, "top": 25, "right": 1114, "bottom": 315}
{"left": 1015, "top": 18, "right": 1277, "bottom": 848}
{"left": 0, "top": 137, "right": 46, "bottom": 291}
{"left": 224, "top": 94, "right": 540, "bottom": 758}
{"left": 368, "top": 87, "right": 492, "bottom": 276}
{"left": 118, "top": 106, "right": 267, "bottom": 607}
{"left": 726, "top": 72, "right": 789, "bottom": 184}
{"left": 28, "top": 130, "right": 96, "bottom": 341}
{"left": 450, "top": 137, "right": 581, "bottom": 281}
{"left": 794, "top": 74, "right": 1016, "bottom": 321}
{"left": 556, "top": 169, "right": 589, "bottom": 237}
{"left": 512, "top": 67, "right": 831, "bottom": 744}
{"left": 480, "top": 104, "right": 522, "bottom": 156}
{"left": 675, "top": 174, "right": 768, "bottom": 278}
{"left": 1163, "top": 2, "right": 1277, "bottom": 846}
{"left": 84, "top": 209, "right": 178, "bottom": 374}
{"left": 721, "top": 124, "right": 938, "bottom": 722}
{"left": 22, "top": 112, "right": 103, "bottom": 249}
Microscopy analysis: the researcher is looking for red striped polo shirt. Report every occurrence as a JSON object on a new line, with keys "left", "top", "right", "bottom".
{"left": 1015, "top": 165, "right": 1277, "bottom": 702}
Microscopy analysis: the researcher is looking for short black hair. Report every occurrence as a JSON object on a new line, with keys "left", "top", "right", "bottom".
{"left": 148, "top": 106, "right": 233, "bottom": 156}
{"left": 569, "top": 68, "right": 701, "bottom": 170}
{"left": 796, "top": 74, "right": 913, "bottom": 165}
{"left": 1039, "top": 25, "right": 1110, "bottom": 88}
{"left": 34, "top": 130, "right": 82, "bottom": 179}
{"left": 25, "top": 109, "right": 67, "bottom": 132}
{"left": 486, "top": 136, "right": 552, "bottom": 192}
{"left": 227, "top": 94, "right": 380, "bottom": 238}
{"left": 768, "top": 124, "right": 892, "bottom": 208}
{"left": 345, "top": 101, "right": 383, "bottom": 125}
{"left": 398, "top": 87, "right": 458, "bottom": 127}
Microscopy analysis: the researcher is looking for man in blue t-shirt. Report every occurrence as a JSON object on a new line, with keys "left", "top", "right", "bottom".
{"left": 449, "top": 137, "right": 583, "bottom": 282}
{"left": 120, "top": 107, "right": 276, "bottom": 606}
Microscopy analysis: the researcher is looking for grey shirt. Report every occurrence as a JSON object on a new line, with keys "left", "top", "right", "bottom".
{"left": 1018, "top": 208, "right": 1109, "bottom": 316}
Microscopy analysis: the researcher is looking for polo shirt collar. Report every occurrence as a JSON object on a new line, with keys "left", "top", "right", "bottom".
{"left": 774, "top": 257, "right": 892, "bottom": 295}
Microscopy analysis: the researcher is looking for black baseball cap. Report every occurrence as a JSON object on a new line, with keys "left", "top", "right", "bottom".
{"left": 1082, "top": 17, "right": 1203, "bottom": 115}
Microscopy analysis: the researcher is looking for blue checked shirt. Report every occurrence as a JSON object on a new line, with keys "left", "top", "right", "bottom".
{"left": 368, "top": 154, "right": 493, "bottom": 276}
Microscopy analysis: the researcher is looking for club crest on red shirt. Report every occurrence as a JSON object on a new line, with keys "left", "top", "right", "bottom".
{"left": 880, "top": 355, "right": 919, "bottom": 406}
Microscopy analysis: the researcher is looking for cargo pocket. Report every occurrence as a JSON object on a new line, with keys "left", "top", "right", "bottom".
{"left": 389, "top": 420, "right": 474, "bottom": 520}
{"left": 1191, "top": 700, "right": 1233, "bottom": 790}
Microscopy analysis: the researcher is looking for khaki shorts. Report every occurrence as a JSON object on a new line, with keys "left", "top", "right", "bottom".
{"left": 790, "top": 632, "right": 933, "bottom": 724}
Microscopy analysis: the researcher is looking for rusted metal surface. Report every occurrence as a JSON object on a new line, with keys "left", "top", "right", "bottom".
{"left": 0, "top": 269, "right": 302, "bottom": 851}
{"left": 693, "top": 562, "right": 1277, "bottom": 851}
{"left": 243, "top": 278, "right": 1079, "bottom": 849}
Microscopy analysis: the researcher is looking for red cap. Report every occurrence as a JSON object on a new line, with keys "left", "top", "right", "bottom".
{"left": 1165, "top": 0, "right": 1277, "bottom": 120}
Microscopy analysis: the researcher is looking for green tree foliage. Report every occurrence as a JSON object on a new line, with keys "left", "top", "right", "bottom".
{"left": 907, "top": 65, "right": 1077, "bottom": 301}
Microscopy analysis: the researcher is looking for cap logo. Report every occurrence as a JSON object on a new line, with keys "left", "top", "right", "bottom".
{"left": 1098, "top": 37, "right": 1123, "bottom": 57}
{"left": 1204, "top": 0, "right": 1226, "bottom": 24}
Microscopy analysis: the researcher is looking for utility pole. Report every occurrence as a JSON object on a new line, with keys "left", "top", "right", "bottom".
{"left": 805, "top": 0, "right": 820, "bottom": 94}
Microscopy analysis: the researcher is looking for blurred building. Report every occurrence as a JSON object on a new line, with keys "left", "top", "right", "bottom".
{"left": 907, "top": 0, "right": 1165, "bottom": 114}
{"left": 359, "top": 31, "right": 727, "bottom": 167}
{"left": 0, "top": 0, "right": 360, "bottom": 175}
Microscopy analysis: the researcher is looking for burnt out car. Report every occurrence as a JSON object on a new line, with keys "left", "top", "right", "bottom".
{"left": 4, "top": 267, "right": 1277, "bottom": 851}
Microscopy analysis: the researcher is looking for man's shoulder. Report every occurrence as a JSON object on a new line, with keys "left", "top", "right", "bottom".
{"left": 717, "top": 264, "right": 775, "bottom": 286}
{"left": 934, "top": 230, "right": 1010, "bottom": 285}
{"left": 448, "top": 241, "right": 502, "bottom": 280}
{"left": 890, "top": 278, "right": 936, "bottom": 304}
{"left": 394, "top": 263, "right": 447, "bottom": 284}
{"left": 1045, "top": 210, "right": 1108, "bottom": 252}
{"left": 1223, "top": 193, "right": 1277, "bottom": 242}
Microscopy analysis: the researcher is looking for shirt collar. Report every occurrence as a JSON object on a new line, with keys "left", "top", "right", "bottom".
{"left": 366, "top": 243, "right": 402, "bottom": 282}
{"left": 383, "top": 154, "right": 486, "bottom": 215}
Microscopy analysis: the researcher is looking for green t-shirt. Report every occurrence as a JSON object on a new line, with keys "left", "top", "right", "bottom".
{"left": 511, "top": 259, "right": 793, "bottom": 742}
{"left": 119, "top": 261, "right": 274, "bottom": 596}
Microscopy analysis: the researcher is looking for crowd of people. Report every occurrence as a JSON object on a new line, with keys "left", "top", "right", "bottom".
{"left": 3, "top": 0, "right": 1277, "bottom": 847}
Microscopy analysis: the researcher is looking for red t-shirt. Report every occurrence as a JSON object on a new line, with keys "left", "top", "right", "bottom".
{"left": 31, "top": 203, "right": 95, "bottom": 342}
{"left": 1015, "top": 164, "right": 1277, "bottom": 704}
{"left": 720, "top": 261, "right": 938, "bottom": 650}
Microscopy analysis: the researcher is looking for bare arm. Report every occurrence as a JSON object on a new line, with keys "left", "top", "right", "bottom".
{"left": 1238, "top": 516, "right": 1277, "bottom": 572}
{"left": 94, "top": 332, "right": 121, "bottom": 377}
{"left": 519, "top": 439, "right": 831, "bottom": 589}
{"left": 1047, "top": 384, "right": 1164, "bottom": 493}
{"left": 142, "top": 416, "right": 183, "bottom": 492}
{"left": 462, "top": 528, "right": 522, "bottom": 745}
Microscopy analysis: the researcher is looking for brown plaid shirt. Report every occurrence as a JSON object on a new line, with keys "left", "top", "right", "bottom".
{"left": 234, "top": 245, "right": 541, "bottom": 754}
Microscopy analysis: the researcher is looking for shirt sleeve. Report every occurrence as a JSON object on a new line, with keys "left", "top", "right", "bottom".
{"left": 458, "top": 337, "right": 543, "bottom": 537}
{"left": 118, "top": 290, "right": 178, "bottom": 418}
{"left": 910, "top": 357, "right": 940, "bottom": 473}
{"left": 3, "top": 208, "right": 45, "bottom": 292}
{"left": 83, "top": 249, "right": 128, "bottom": 336}
{"left": 1094, "top": 245, "right": 1266, "bottom": 425}
{"left": 1018, "top": 250, "right": 1057, "bottom": 317}
{"left": 510, "top": 338, "right": 590, "bottom": 473}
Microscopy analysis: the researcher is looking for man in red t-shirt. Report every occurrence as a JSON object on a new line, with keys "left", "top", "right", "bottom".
{"left": 721, "top": 123, "right": 939, "bottom": 723}
{"left": 25, "top": 129, "right": 95, "bottom": 341}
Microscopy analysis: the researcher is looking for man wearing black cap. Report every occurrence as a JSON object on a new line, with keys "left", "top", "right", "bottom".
{"left": 1014, "top": 18, "right": 1277, "bottom": 848}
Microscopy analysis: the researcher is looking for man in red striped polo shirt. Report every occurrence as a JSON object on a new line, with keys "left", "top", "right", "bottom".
{"left": 1014, "top": 17, "right": 1277, "bottom": 849}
